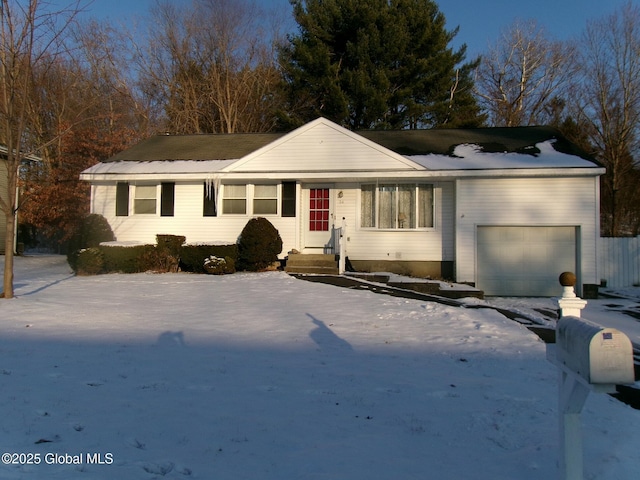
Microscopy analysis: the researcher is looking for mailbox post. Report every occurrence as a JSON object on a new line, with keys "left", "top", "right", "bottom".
{"left": 547, "top": 272, "right": 635, "bottom": 480}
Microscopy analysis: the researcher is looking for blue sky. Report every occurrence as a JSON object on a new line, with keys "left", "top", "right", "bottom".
{"left": 83, "top": 0, "right": 635, "bottom": 58}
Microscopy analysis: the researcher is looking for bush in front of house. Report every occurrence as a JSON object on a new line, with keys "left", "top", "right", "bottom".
{"left": 237, "top": 217, "right": 283, "bottom": 271}
{"left": 99, "top": 244, "right": 155, "bottom": 273}
{"left": 75, "top": 248, "right": 104, "bottom": 275}
{"left": 70, "top": 214, "right": 115, "bottom": 250}
{"left": 179, "top": 244, "right": 239, "bottom": 273}
{"left": 71, "top": 242, "right": 181, "bottom": 275}
{"left": 156, "top": 234, "right": 186, "bottom": 257}
{"left": 203, "top": 255, "right": 236, "bottom": 275}
{"left": 67, "top": 214, "right": 115, "bottom": 271}
{"left": 136, "top": 245, "right": 180, "bottom": 273}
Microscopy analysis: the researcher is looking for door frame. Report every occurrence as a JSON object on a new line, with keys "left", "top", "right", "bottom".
{"left": 301, "top": 184, "right": 335, "bottom": 252}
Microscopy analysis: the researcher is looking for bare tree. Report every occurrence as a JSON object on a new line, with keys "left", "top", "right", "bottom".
{"left": 0, "top": 0, "right": 87, "bottom": 298}
{"left": 17, "top": 18, "right": 147, "bottom": 254}
{"left": 72, "top": 18, "right": 154, "bottom": 137}
{"left": 474, "top": 19, "right": 577, "bottom": 127}
{"left": 137, "top": 0, "right": 284, "bottom": 134}
{"left": 570, "top": 2, "right": 640, "bottom": 236}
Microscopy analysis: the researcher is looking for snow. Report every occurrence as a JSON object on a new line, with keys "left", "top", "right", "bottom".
{"left": 408, "top": 141, "right": 597, "bottom": 170}
{"left": 99, "top": 241, "right": 150, "bottom": 248}
{"left": 81, "top": 159, "right": 236, "bottom": 176}
{"left": 1, "top": 255, "right": 639, "bottom": 479}
{"left": 81, "top": 140, "right": 598, "bottom": 178}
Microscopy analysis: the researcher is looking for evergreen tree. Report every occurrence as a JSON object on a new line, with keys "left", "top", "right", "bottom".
{"left": 278, "top": 0, "right": 483, "bottom": 130}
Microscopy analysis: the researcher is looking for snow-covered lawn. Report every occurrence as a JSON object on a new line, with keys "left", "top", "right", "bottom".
{"left": 0, "top": 255, "right": 639, "bottom": 479}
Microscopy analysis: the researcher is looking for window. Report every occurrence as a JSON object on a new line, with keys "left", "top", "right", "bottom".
{"left": 134, "top": 185, "right": 157, "bottom": 214}
{"left": 309, "top": 188, "right": 330, "bottom": 231}
{"left": 223, "top": 184, "right": 246, "bottom": 214}
{"left": 361, "top": 184, "right": 433, "bottom": 229}
{"left": 253, "top": 184, "right": 278, "bottom": 215}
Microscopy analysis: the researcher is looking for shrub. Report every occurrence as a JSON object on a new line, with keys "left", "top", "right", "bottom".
{"left": 203, "top": 255, "right": 236, "bottom": 275}
{"left": 99, "top": 244, "right": 154, "bottom": 273}
{"left": 137, "top": 246, "right": 180, "bottom": 273}
{"left": 75, "top": 248, "right": 104, "bottom": 275}
{"left": 70, "top": 214, "right": 115, "bottom": 250}
{"left": 179, "top": 244, "right": 239, "bottom": 273}
{"left": 237, "top": 217, "right": 283, "bottom": 271}
{"left": 67, "top": 214, "right": 115, "bottom": 271}
{"left": 156, "top": 234, "right": 186, "bottom": 256}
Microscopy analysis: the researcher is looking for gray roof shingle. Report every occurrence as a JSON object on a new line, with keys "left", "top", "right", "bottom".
{"left": 103, "top": 125, "right": 596, "bottom": 164}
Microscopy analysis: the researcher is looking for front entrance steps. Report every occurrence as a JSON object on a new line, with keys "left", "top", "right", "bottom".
{"left": 284, "top": 253, "right": 339, "bottom": 275}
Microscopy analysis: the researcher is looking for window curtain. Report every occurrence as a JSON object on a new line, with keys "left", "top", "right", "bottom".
{"left": 378, "top": 185, "right": 396, "bottom": 229}
{"left": 418, "top": 185, "right": 434, "bottom": 228}
{"left": 397, "top": 185, "right": 415, "bottom": 229}
{"left": 361, "top": 184, "right": 375, "bottom": 227}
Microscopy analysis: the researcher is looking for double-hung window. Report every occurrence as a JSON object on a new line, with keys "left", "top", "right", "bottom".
{"left": 134, "top": 185, "right": 157, "bottom": 214}
{"left": 220, "top": 182, "right": 296, "bottom": 216}
{"left": 361, "top": 184, "right": 434, "bottom": 229}
{"left": 222, "top": 184, "right": 247, "bottom": 214}
{"left": 253, "top": 185, "right": 278, "bottom": 215}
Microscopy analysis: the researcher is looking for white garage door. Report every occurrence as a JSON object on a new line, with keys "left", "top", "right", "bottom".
{"left": 477, "top": 226, "right": 576, "bottom": 296}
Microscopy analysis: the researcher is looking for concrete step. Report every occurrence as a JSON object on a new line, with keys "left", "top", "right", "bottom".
{"left": 285, "top": 265, "right": 340, "bottom": 275}
{"left": 285, "top": 253, "right": 339, "bottom": 274}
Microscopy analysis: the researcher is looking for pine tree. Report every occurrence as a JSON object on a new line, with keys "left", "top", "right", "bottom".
{"left": 279, "top": 0, "right": 483, "bottom": 130}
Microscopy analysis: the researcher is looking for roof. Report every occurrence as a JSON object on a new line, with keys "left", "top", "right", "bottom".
{"left": 358, "top": 126, "right": 593, "bottom": 160}
{"left": 85, "top": 119, "right": 602, "bottom": 180}
{"left": 105, "top": 133, "right": 285, "bottom": 162}
{"left": 103, "top": 123, "right": 595, "bottom": 163}
{"left": 407, "top": 141, "right": 594, "bottom": 170}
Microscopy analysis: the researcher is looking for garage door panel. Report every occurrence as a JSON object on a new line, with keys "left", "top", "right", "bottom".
{"left": 477, "top": 226, "right": 576, "bottom": 296}
{"left": 501, "top": 247, "right": 525, "bottom": 271}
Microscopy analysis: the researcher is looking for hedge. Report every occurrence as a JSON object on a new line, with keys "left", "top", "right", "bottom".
{"left": 179, "top": 244, "right": 239, "bottom": 274}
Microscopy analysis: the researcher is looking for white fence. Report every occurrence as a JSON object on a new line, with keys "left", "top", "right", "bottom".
{"left": 598, "top": 236, "right": 640, "bottom": 288}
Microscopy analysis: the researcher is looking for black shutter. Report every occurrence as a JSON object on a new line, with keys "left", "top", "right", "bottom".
{"left": 116, "top": 182, "right": 129, "bottom": 216}
{"left": 203, "top": 182, "right": 217, "bottom": 216}
{"left": 281, "top": 181, "right": 296, "bottom": 217}
{"left": 161, "top": 182, "right": 175, "bottom": 217}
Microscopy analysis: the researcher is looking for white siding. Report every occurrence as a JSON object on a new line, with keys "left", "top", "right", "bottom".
{"left": 92, "top": 183, "right": 298, "bottom": 255}
{"left": 338, "top": 182, "right": 454, "bottom": 262}
{"left": 456, "top": 176, "right": 600, "bottom": 287}
{"left": 230, "top": 121, "right": 418, "bottom": 173}
{"left": 92, "top": 180, "right": 455, "bottom": 264}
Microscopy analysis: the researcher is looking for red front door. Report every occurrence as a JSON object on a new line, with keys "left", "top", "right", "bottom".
{"left": 304, "top": 187, "right": 333, "bottom": 249}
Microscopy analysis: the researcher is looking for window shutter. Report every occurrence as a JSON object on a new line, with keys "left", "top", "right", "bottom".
{"left": 281, "top": 181, "right": 296, "bottom": 217}
{"left": 161, "top": 183, "right": 175, "bottom": 217}
{"left": 116, "top": 182, "right": 129, "bottom": 216}
{"left": 203, "top": 182, "right": 217, "bottom": 216}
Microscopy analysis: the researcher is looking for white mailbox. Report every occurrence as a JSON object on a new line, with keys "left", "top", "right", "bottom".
{"left": 556, "top": 316, "right": 635, "bottom": 385}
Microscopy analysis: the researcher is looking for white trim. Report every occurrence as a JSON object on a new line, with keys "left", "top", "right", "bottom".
{"left": 80, "top": 166, "right": 605, "bottom": 183}
{"left": 224, "top": 117, "right": 424, "bottom": 173}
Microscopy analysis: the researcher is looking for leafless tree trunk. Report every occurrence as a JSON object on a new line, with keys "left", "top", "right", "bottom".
{"left": 474, "top": 19, "right": 576, "bottom": 127}
{"left": 0, "top": 0, "right": 86, "bottom": 298}
{"left": 571, "top": 2, "right": 640, "bottom": 236}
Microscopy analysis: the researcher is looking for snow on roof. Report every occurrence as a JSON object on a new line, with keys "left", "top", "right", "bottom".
{"left": 82, "top": 140, "right": 598, "bottom": 177}
{"left": 82, "top": 159, "right": 237, "bottom": 175}
{"left": 407, "top": 140, "right": 595, "bottom": 170}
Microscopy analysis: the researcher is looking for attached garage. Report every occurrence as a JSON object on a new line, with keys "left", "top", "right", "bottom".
{"left": 476, "top": 226, "right": 577, "bottom": 296}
